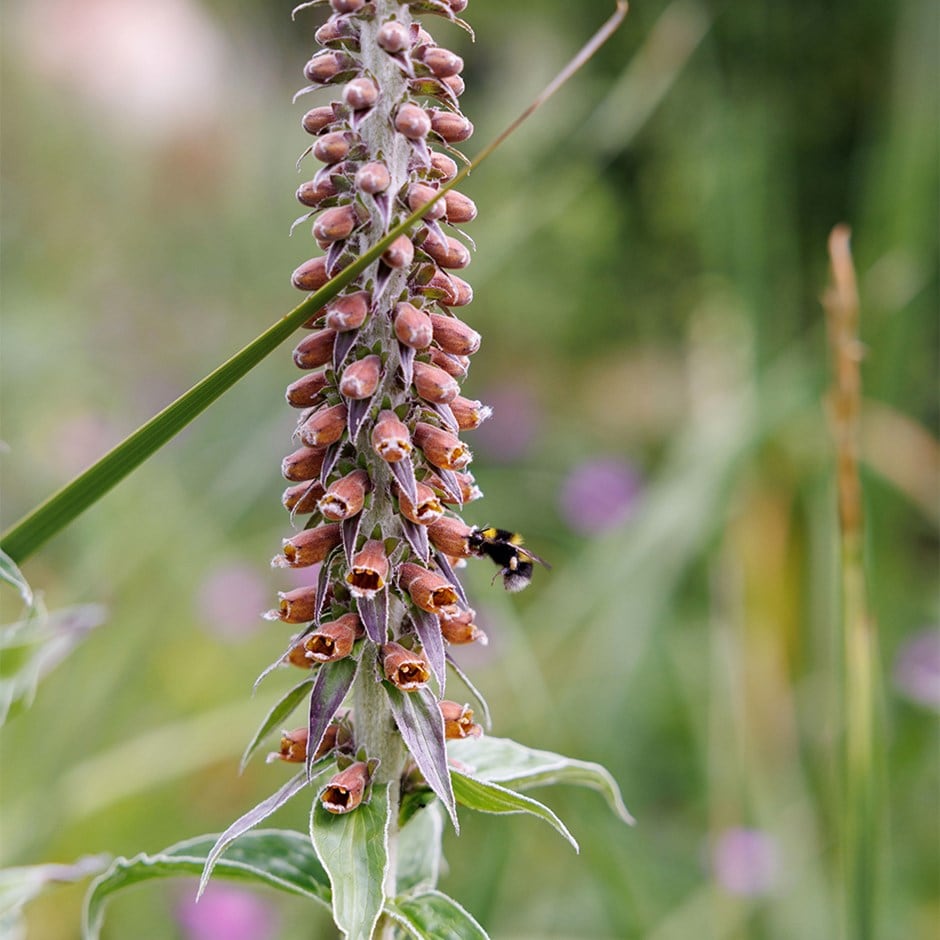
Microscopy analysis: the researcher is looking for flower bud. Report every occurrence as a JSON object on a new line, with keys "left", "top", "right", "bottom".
{"left": 395, "top": 103, "right": 431, "bottom": 139}
{"left": 356, "top": 161, "right": 391, "bottom": 194}
{"left": 346, "top": 539, "right": 389, "bottom": 597}
{"left": 313, "top": 205, "right": 360, "bottom": 243}
{"left": 297, "top": 177, "right": 337, "bottom": 207}
{"left": 421, "top": 230, "right": 470, "bottom": 269}
{"left": 274, "top": 727, "right": 309, "bottom": 763}
{"left": 450, "top": 274, "right": 473, "bottom": 307}
{"left": 448, "top": 0, "right": 469, "bottom": 13}
{"left": 273, "top": 523, "right": 342, "bottom": 568}
{"left": 298, "top": 402, "right": 347, "bottom": 447}
{"left": 394, "top": 302, "right": 433, "bottom": 349}
{"left": 265, "top": 585, "right": 319, "bottom": 624}
{"left": 304, "top": 51, "right": 355, "bottom": 84}
{"left": 426, "top": 516, "right": 473, "bottom": 557}
{"left": 281, "top": 480, "right": 325, "bottom": 513}
{"left": 339, "top": 355, "right": 382, "bottom": 399}
{"left": 383, "top": 234, "right": 414, "bottom": 269}
{"left": 443, "top": 190, "right": 477, "bottom": 224}
{"left": 382, "top": 641, "right": 431, "bottom": 690}
{"left": 321, "top": 761, "right": 371, "bottom": 814}
{"left": 413, "top": 360, "right": 459, "bottom": 404}
{"left": 313, "top": 131, "right": 351, "bottom": 164}
{"left": 414, "top": 422, "right": 472, "bottom": 470}
{"left": 324, "top": 291, "right": 370, "bottom": 331}
{"left": 372, "top": 410, "right": 412, "bottom": 462}
{"left": 429, "top": 348, "right": 469, "bottom": 378}
{"left": 407, "top": 183, "right": 446, "bottom": 221}
{"left": 315, "top": 18, "right": 356, "bottom": 45}
{"left": 430, "top": 152, "right": 458, "bottom": 181}
{"left": 398, "top": 562, "right": 460, "bottom": 615}
{"left": 423, "top": 48, "right": 464, "bottom": 78}
{"left": 282, "top": 445, "right": 327, "bottom": 482}
{"left": 428, "top": 110, "right": 473, "bottom": 143}
{"left": 343, "top": 77, "right": 378, "bottom": 111}
{"left": 331, "top": 0, "right": 365, "bottom": 11}
{"left": 318, "top": 469, "right": 371, "bottom": 521}
{"left": 302, "top": 105, "right": 336, "bottom": 135}
{"left": 377, "top": 20, "right": 410, "bottom": 53}
{"left": 430, "top": 313, "right": 480, "bottom": 355}
{"left": 449, "top": 395, "right": 492, "bottom": 430}
{"left": 442, "top": 74, "right": 465, "bottom": 98}
{"left": 397, "top": 481, "right": 444, "bottom": 525}
{"left": 291, "top": 256, "right": 330, "bottom": 292}
{"left": 303, "top": 612, "right": 363, "bottom": 662}
{"left": 439, "top": 607, "right": 487, "bottom": 645}
{"left": 285, "top": 370, "right": 331, "bottom": 408}
{"left": 439, "top": 701, "right": 482, "bottom": 739}
{"left": 293, "top": 329, "right": 336, "bottom": 369}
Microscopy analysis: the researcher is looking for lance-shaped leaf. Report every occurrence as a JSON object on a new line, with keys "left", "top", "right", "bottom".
{"left": 1, "top": 856, "right": 108, "bottom": 940}
{"left": 399, "top": 344, "right": 415, "bottom": 390}
{"left": 341, "top": 515, "right": 362, "bottom": 568}
{"left": 384, "top": 683, "right": 457, "bottom": 830}
{"left": 388, "top": 454, "right": 418, "bottom": 506}
{"left": 445, "top": 653, "right": 490, "bottom": 730}
{"left": 401, "top": 518, "right": 430, "bottom": 563}
{"left": 310, "top": 781, "right": 391, "bottom": 940}
{"left": 450, "top": 771, "right": 578, "bottom": 851}
{"left": 0, "top": 550, "right": 33, "bottom": 609}
{"left": 434, "top": 468, "right": 463, "bottom": 506}
{"left": 427, "top": 401, "right": 458, "bottom": 435}
{"left": 347, "top": 396, "right": 373, "bottom": 443}
{"left": 396, "top": 804, "right": 444, "bottom": 896}
{"left": 411, "top": 607, "right": 445, "bottom": 693}
{"left": 386, "top": 890, "right": 489, "bottom": 940}
{"left": 332, "top": 330, "right": 358, "bottom": 373}
{"left": 306, "top": 657, "right": 358, "bottom": 778}
{"left": 319, "top": 442, "right": 344, "bottom": 486}
{"left": 447, "top": 736, "right": 633, "bottom": 825}
{"left": 314, "top": 553, "right": 335, "bottom": 626}
{"left": 198, "top": 766, "right": 331, "bottom": 897}
{"left": 84, "top": 830, "right": 330, "bottom": 940}
{"left": 240, "top": 676, "right": 315, "bottom": 772}
{"left": 356, "top": 588, "right": 388, "bottom": 644}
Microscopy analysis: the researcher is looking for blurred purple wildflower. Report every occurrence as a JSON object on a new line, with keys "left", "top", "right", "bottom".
{"left": 710, "top": 827, "right": 779, "bottom": 897}
{"left": 177, "top": 883, "right": 277, "bottom": 940}
{"left": 559, "top": 457, "right": 641, "bottom": 534}
{"left": 196, "top": 563, "right": 268, "bottom": 639}
{"left": 893, "top": 628, "right": 940, "bottom": 710}
{"left": 473, "top": 384, "right": 541, "bottom": 462}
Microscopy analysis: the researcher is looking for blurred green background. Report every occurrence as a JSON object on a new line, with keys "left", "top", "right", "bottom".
{"left": 1, "top": 0, "right": 937, "bottom": 937}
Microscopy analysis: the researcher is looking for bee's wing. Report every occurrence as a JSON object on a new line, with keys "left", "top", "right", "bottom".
{"left": 519, "top": 548, "right": 551, "bottom": 570}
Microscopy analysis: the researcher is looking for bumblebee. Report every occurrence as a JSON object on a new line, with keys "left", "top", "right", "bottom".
{"left": 468, "top": 526, "right": 551, "bottom": 592}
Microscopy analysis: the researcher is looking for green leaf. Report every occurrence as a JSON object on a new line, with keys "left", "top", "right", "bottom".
{"left": 386, "top": 890, "right": 489, "bottom": 940}
{"left": 450, "top": 771, "right": 579, "bottom": 852}
{"left": 0, "top": 550, "right": 33, "bottom": 609}
{"left": 396, "top": 803, "right": 444, "bottom": 896}
{"left": 83, "top": 830, "right": 330, "bottom": 940}
{"left": 448, "top": 736, "right": 634, "bottom": 825}
{"left": 310, "top": 781, "right": 391, "bottom": 940}
{"left": 240, "top": 677, "right": 315, "bottom": 772}
{"left": 0, "top": 604, "right": 106, "bottom": 726}
{"left": 1, "top": 856, "right": 109, "bottom": 940}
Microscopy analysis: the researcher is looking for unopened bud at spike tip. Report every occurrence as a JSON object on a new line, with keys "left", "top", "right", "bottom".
{"left": 377, "top": 20, "right": 410, "bottom": 53}
{"left": 372, "top": 410, "right": 412, "bottom": 462}
{"left": 324, "top": 291, "right": 370, "bottom": 331}
{"left": 394, "top": 302, "right": 434, "bottom": 349}
{"left": 395, "top": 104, "right": 431, "bottom": 140}
{"left": 339, "top": 355, "right": 382, "bottom": 399}
{"left": 356, "top": 161, "right": 391, "bottom": 194}
{"left": 343, "top": 77, "right": 378, "bottom": 111}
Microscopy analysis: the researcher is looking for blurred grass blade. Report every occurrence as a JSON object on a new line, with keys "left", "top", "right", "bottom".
{"left": 0, "top": 549, "right": 33, "bottom": 609}
{"left": 83, "top": 831, "right": 330, "bottom": 940}
{"left": 824, "top": 225, "right": 880, "bottom": 940}
{"left": 0, "top": 1, "right": 628, "bottom": 566}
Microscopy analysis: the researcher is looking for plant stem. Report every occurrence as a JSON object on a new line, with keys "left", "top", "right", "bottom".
{"left": 824, "top": 224, "right": 879, "bottom": 940}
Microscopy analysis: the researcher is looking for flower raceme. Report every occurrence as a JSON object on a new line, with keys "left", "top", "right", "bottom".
{"left": 264, "top": 0, "right": 549, "bottom": 835}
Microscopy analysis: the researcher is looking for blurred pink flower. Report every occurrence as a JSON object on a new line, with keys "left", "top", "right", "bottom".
{"left": 17, "top": 0, "right": 227, "bottom": 139}
{"left": 473, "top": 384, "right": 541, "bottom": 462}
{"left": 196, "top": 563, "right": 268, "bottom": 639}
{"left": 559, "top": 457, "right": 640, "bottom": 534}
{"left": 176, "top": 883, "right": 277, "bottom": 940}
{"left": 893, "top": 628, "right": 940, "bottom": 710}
{"left": 57, "top": 413, "right": 121, "bottom": 478}
{"left": 710, "top": 827, "right": 779, "bottom": 897}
